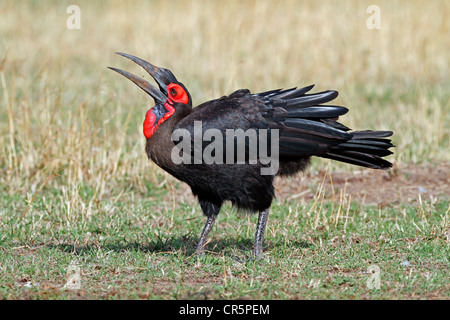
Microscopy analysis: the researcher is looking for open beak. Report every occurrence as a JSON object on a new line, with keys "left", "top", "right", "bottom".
{"left": 108, "top": 52, "right": 177, "bottom": 104}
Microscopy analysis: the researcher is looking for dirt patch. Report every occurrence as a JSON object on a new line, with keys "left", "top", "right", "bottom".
{"left": 275, "top": 162, "right": 449, "bottom": 206}
{"left": 168, "top": 162, "right": 449, "bottom": 207}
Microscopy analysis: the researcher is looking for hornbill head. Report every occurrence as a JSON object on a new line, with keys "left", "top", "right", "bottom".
{"left": 109, "top": 53, "right": 192, "bottom": 139}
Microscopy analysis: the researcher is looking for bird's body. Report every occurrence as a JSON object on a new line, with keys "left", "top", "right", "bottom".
{"left": 110, "top": 53, "right": 394, "bottom": 257}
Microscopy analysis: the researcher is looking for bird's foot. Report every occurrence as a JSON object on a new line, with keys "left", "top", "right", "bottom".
{"left": 253, "top": 245, "right": 264, "bottom": 260}
{"left": 193, "top": 247, "right": 206, "bottom": 258}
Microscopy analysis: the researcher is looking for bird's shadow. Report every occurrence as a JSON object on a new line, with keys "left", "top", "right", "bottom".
{"left": 49, "top": 236, "right": 313, "bottom": 259}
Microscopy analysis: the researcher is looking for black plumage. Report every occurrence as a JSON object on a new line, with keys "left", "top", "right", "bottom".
{"left": 110, "top": 53, "right": 394, "bottom": 257}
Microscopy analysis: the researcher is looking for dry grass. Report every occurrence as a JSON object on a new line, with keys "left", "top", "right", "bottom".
{"left": 1, "top": 0, "right": 449, "bottom": 198}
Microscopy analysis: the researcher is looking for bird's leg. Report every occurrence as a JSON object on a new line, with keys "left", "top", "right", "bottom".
{"left": 253, "top": 208, "right": 270, "bottom": 258}
{"left": 194, "top": 199, "right": 221, "bottom": 256}
{"left": 194, "top": 214, "right": 217, "bottom": 256}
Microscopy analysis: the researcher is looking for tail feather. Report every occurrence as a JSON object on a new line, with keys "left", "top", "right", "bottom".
{"left": 323, "top": 130, "right": 394, "bottom": 169}
{"left": 322, "top": 151, "right": 393, "bottom": 169}
{"left": 273, "top": 85, "right": 315, "bottom": 99}
{"left": 352, "top": 130, "right": 393, "bottom": 139}
{"left": 286, "top": 90, "right": 339, "bottom": 108}
{"left": 285, "top": 105, "right": 348, "bottom": 118}
{"left": 255, "top": 85, "right": 316, "bottom": 99}
{"left": 260, "top": 84, "right": 395, "bottom": 170}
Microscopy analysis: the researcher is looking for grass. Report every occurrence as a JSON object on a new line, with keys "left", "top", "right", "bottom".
{"left": 0, "top": 189, "right": 448, "bottom": 299}
{"left": 0, "top": 0, "right": 449, "bottom": 299}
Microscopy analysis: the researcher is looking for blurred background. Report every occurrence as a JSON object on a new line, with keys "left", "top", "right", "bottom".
{"left": 0, "top": 0, "right": 448, "bottom": 200}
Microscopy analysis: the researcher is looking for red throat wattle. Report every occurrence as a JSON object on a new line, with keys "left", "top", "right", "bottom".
{"left": 143, "top": 108, "right": 157, "bottom": 139}
{"left": 143, "top": 101, "right": 176, "bottom": 139}
{"left": 143, "top": 83, "right": 188, "bottom": 139}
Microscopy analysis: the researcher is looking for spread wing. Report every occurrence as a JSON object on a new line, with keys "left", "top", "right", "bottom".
{"left": 174, "top": 85, "right": 393, "bottom": 169}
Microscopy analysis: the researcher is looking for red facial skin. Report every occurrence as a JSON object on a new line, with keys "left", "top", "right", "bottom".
{"left": 143, "top": 83, "right": 188, "bottom": 139}
{"left": 143, "top": 109, "right": 157, "bottom": 138}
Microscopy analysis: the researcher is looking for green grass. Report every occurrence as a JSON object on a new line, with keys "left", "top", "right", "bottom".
{"left": 0, "top": 187, "right": 448, "bottom": 299}
{"left": 0, "top": 0, "right": 449, "bottom": 300}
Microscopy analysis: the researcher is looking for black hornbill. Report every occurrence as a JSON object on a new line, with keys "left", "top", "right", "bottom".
{"left": 109, "top": 53, "right": 394, "bottom": 257}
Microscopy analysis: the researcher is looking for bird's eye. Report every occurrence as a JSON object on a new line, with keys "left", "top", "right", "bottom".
{"left": 167, "top": 83, "right": 189, "bottom": 104}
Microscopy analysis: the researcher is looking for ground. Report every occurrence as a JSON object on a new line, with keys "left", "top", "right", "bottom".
{"left": 276, "top": 162, "right": 449, "bottom": 205}
{"left": 168, "top": 162, "right": 449, "bottom": 207}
